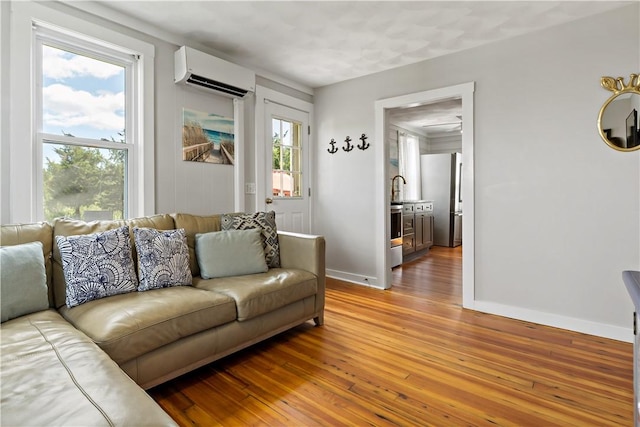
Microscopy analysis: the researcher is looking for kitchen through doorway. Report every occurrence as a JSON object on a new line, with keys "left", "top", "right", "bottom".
{"left": 374, "top": 82, "right": 474, "bottom": 308}
{"left": 388, "top": 98, "right": 463, "bottom": 300}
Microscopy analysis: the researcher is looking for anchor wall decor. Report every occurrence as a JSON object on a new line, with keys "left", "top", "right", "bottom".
{"left": 327, "top": 134, "right": 369, "bottom": 154}
{"left": 357, "top": 133, "right": 370, "bottom": 150}
{"left": 342, "top": 136, "right": 354, "bottom": 152}
{"left": 327, "top": 138, "right": 338, "bottom": 154}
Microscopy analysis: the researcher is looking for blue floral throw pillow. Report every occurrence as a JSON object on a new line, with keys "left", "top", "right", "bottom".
{"left": 56, "top": 226, "right": 138, "bottom": 308}
{"left": 133, "top": 227, "right": 192, "bottom": 291}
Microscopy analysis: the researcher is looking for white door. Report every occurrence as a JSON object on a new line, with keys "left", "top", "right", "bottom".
{"left": 264, "top": 101, "right": 310, "bottom": 233}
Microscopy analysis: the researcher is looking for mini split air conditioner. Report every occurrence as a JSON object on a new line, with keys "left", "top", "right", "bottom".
{"left": 174, "top": 46, "right": 255, "bottom": 98}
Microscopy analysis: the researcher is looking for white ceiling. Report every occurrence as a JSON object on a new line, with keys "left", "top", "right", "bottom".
{"left": 90, "top": 1, "right": 630, "bottom": 133}
{"left": 95, "top": 1, "right": 629, "bottom": 90}
{"left": 389, "top": 98, "right": 463, "bottom": 136}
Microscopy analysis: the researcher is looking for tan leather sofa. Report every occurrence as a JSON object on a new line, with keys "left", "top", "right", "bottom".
{"left": 0, "top": 213, "right": 325, "bottom": 426}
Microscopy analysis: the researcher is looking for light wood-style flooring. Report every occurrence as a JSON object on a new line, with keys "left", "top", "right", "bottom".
{"left": 149, "top": 246, "right": 633, "bottom": 426}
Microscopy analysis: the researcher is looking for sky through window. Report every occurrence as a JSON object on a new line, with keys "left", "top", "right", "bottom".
{"left": 42, "top": 45, "right": 125, "bottom": 141}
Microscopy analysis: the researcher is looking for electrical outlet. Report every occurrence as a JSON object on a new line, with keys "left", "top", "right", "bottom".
{"left": 245, "top": 183, "right": 256, "bottom": 194}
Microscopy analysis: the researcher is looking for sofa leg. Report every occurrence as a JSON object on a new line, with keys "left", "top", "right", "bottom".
{"left": 313, "top": 314, "right": 324, "bottom": 326}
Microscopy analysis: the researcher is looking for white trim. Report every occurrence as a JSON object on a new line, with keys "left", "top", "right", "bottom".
{"left": 233, "top": 97, "right": 245, "bottom": 212}
{"left": 326, "top": 269, "right": 381, "bottom": 289}
{"left": 374, "top": 82, "right": 475, "bottom": 297}
{"left": 8, "top": 1, "right": 155, "bottom": 222}
{"left": 9, "top": 3, "right": 35, "bottom": 222}
{"left": 139, "top": 52, "right": 155, "bottom": 216}
{"left": 255, "top": 85, "right": 314, "bottom": 229}
{"left": 473, "top": 300, "right": 632, "bottom": 343}
{"left": 0, "top": 1, "right": 8, "bottom": 223}
{"left": 459, "top": 84, "right": 475, "bottom": 309}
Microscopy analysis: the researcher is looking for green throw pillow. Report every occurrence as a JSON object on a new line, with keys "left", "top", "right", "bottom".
{"left": 1, "top": 241, "right": 49, "bottom": 322}
{"left": 195, "top": 229, "right": 268, "bottom": 279}
{"left": 220, "top": 211, "right": 280, "bottom": 268}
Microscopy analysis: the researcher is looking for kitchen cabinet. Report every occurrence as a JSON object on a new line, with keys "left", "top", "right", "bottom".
{"left": 415, "top": 212, "right": 434, "bottom": 251}
{"left": 402, "top": 205, "right": 415, "bottom": 255}
{"left": 452, "top": 213, "right": 462, "bottom": 247}
{"left": 403, "top": 201, "right": 434, "bottom": 258}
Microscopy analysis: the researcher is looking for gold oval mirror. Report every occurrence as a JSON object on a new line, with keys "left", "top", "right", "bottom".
{"left": 598, "top": 74, "right": 640, "bottom": 152}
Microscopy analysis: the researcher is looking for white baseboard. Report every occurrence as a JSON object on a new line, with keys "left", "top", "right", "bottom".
{"left": 470, "top": 300, "right": 633, "bottom": 343}
{"left": 326, "top": 269, "right": 382, "bottom": 289}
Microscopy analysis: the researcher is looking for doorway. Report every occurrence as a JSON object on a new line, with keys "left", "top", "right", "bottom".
{"left": 374, "top": 82, "right": 475, "bottom": 309}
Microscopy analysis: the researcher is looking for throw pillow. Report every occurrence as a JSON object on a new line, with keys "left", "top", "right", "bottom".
{"left": 133, "top": 227, "right": 192, "bottom": 291}
{"left": 56, "top": 226, "right": 138, "bottom": 308}
{"left": 220, "top": 211, "right": 280, "bottom": 268}
{"left": 195, "top": 229, "right": 268, "bottom": 279}
{"left": 0, "top": 241, "right": 49, "bottom": 322}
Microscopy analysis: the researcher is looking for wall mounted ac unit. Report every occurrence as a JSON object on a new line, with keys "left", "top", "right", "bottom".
{"left": 174, "top": 46, "right": 255, "bottom": 98}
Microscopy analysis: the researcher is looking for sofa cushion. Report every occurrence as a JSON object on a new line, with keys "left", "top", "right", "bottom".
{"left": 56, "top": 226, "right": 138, "bottom": 308}
{"left": 52, "top": 214, "right": 175, "bottom": 308}
{"left": 133, "top": 227, "right": 192, "bottom": 291}
{"left": 171, "top": 213, "right": 222, "bottom": 277}
{"left": 1, "top": 222, "right": 54, "bottom": 306}
{"left": 196, "top": 229, "right": 268, "bottom": 279}
{"left": 1, "top": 310, "right": 176, "bottom": 426}
{"left": 59, "top": 286, "right": 236, "bottom": 364}
{"left": 0, "top": 241, "right": 49, "bottom": 322}
{"left": 193, "top": 268, "right": 317, "bottom": 321}
{"left": 221, "top": 211, "right": 281, "bottom": 268}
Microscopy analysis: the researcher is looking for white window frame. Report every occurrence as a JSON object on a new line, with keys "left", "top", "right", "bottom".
{"left": 35, "top": 27, "right": 137, "bottom": 220}
{"left": 8, "top": 2, "right": 155, "bottom": 223}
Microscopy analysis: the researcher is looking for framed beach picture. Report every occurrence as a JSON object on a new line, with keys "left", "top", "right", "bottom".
{"left": 182, "top": 108, "right": 235, "bottom": 165}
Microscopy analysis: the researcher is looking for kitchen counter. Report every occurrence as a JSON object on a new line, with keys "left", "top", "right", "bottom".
{"left": 391, "top": 200, "right": 433, "bottom": 204}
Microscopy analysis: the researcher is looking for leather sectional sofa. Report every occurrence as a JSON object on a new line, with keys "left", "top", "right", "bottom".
{"left": 0, "top": 213, "right": 325, "bottom": 426}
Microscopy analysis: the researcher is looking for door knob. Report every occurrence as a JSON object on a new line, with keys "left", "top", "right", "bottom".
{"left": 265, "top": 197, "right": 273, "bottom": 204}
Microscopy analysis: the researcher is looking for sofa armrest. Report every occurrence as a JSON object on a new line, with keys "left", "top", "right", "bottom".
{"left": 277, "top": 231, "right": 325, "bottom": 324}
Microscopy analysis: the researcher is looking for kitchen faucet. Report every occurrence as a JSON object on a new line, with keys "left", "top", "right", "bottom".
{"left": 391, "top": 175, "right": 406, "bottom": 202}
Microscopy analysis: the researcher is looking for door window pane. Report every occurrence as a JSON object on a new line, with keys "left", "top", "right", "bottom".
{"left": 272, "top": 118, "right": 302, "bottom": 198}
{"left": 272, "top": 171, "right": 302, "bottom": 197}
{"left": 281, "top": 121, "right": 292, "bottom": 146}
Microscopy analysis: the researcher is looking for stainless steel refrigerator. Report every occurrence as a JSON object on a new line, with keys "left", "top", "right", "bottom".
{"left": 420, "top": 153, "right": 462, "bottom": 247}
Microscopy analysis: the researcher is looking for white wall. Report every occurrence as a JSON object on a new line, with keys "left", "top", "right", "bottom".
{"left": 314, "top": 5, "right": 640, "bottom": 340}
{"left": 153, "top": 40, "right": 239, "bottom": 215}
{"left": 0, "top": 1, "right": 10, "bottom": 223}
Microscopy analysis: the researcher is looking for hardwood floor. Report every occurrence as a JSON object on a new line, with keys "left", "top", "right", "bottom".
{"left": 149, "top": 246, "right": 633, "bottom": 426}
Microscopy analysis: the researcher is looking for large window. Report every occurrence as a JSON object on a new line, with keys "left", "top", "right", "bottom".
{"left": 36, "top": 27, "right": 137, "bottom": 221}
